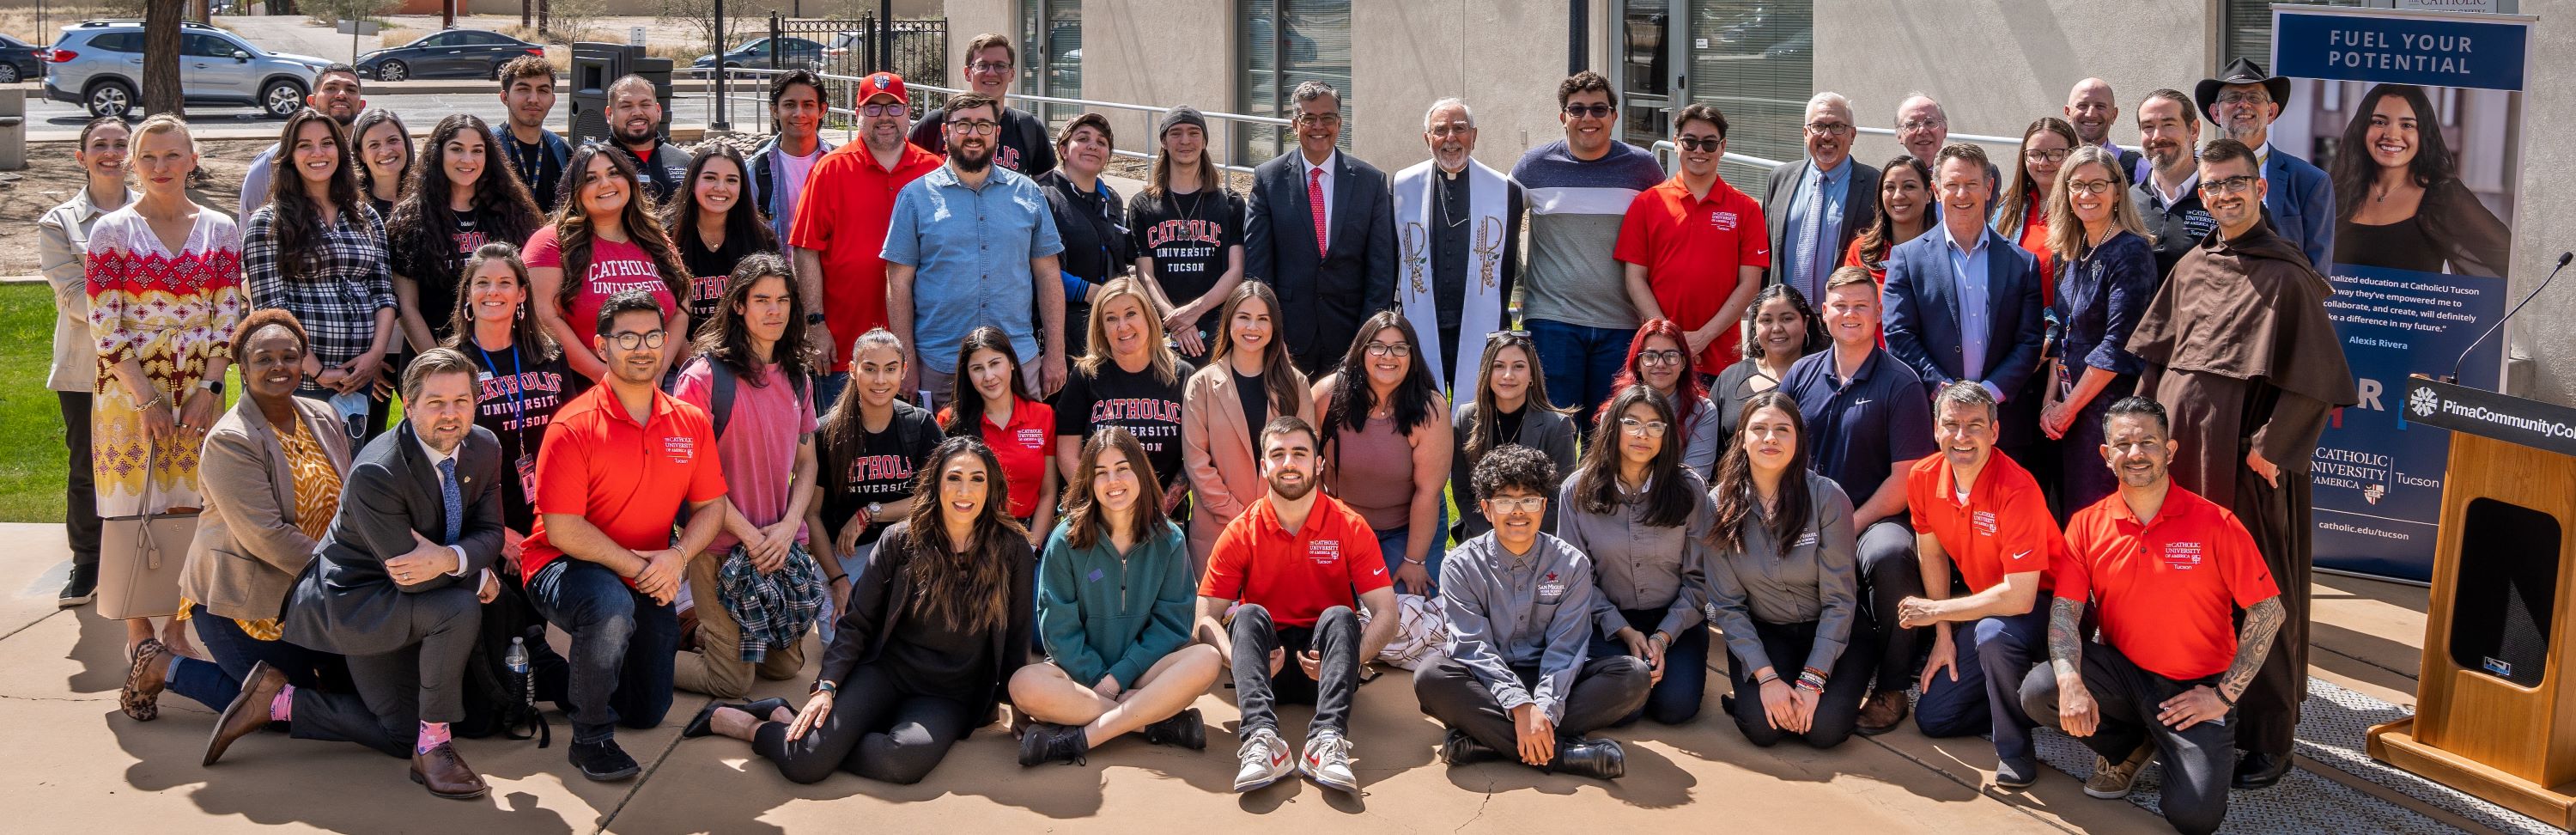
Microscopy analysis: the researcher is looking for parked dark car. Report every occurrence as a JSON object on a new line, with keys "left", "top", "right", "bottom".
{"left": 356, "top": 28, "right": 546, "bottom": 82}
{"left": 690, "top": 37, "right": 824, "bottom": 77}
{"left": 0, "top": 34, "right": 46, "bottom": 83}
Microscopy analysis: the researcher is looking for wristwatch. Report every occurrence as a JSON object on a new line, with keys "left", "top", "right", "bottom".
{"left": 196, "top": 379, "right": 224, "bottom": 395}
{"left": 805, "top": 312, "right": 827, "bottom": 326}
{"left": 866, "top": 501, "right": 884, "bottom": 521}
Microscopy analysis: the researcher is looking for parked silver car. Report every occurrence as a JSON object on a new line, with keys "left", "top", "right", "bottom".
{"left": 41, "top": 20, "right": 333, "bottom": 119}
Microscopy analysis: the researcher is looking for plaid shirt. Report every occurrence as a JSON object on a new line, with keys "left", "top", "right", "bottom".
{"left": 243, "top": 202, "right": 395, "bottom": 372}
{"left": 717, "top": 540, "right": 828, "bottom": 662}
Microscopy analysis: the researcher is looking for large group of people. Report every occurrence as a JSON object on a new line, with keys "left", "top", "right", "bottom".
{"left": 39, "top": 37, "right": 2365, "bottom": 834}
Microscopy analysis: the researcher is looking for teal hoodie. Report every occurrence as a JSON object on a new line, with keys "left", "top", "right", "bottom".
{"left": 1036, "top": 517, "right": 1196, "bottom": 688}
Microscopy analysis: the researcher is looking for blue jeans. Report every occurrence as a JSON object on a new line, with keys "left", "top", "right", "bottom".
{"left": 1528, "top": 318, "right": 1633, "bottom": 423}
{"left": 1913, "top": 602, "right": 2051, "bottom": 760}
{"left": 1590, "top": 606, "right": 1711, "bottom": 725}
{"left": 1376, "top": 503, "right": 1449, "bottom": 594}
{"left": 811, "top": 372, "right": 848, "bottom": 416}
{"left": 526, "top": 558, "right": 681, "bottom": 744}
{"left": 166, "top": 603, "right": 347, "bottom": 712}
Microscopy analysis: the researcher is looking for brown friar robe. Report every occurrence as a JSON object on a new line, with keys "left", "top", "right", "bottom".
{"left": 2124, "top": 219, "right": 2357, "bottom": 759}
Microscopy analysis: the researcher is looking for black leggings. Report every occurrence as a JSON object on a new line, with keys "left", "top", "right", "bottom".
{"left": 752, "top": 663, "right": 975, "bottom": 785}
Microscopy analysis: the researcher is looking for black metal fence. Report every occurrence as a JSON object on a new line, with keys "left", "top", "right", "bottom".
{"left": 764, "top": 15, "right": 948, "bottom": 113}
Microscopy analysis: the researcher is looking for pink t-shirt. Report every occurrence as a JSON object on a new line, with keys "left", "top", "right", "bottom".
{"left": 673, "top": 357, "right": 818, "bottom": 554}
{"left": 526, "top": 224, "right": 677, "bottom": 337}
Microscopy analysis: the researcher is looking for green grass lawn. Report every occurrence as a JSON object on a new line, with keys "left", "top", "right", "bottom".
{"left": 1, "top": 283, "right": 73, "bottom": 523}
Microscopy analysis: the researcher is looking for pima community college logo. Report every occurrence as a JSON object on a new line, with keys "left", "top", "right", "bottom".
{"left": 2409, "top": 386, "right": 2440, "bottom": 418}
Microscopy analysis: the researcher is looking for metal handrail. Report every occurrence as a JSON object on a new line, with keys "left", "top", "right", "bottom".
{"left": 720, "top": 67, "right": 1290, "bottom": 175}
{"left": 1853, "top": 125, "right": 2024, "bottom": 146}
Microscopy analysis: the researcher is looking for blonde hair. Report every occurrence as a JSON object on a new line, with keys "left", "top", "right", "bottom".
{"left": 1078, "top": 277, "right": 1180, "bottom": 385}
{"left": 2044, "top": 145, "right": 2154, "bottom": 262}
{"left": 134, "top": 113, "right": 193, "bottom": 148}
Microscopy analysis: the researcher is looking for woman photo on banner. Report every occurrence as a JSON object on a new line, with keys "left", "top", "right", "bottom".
{"left": 2327, "top": 82, "right": 2511, "bottom": 277}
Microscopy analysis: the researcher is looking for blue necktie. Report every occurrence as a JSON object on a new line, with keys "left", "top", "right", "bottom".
{"left": 1796, "top": 170, "right": 1830, "bottom": 300}
{"left": 437, "top": 457, "right": 461, "bottom": 546}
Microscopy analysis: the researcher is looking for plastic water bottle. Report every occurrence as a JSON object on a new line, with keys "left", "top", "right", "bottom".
{"left": 506, "top": 637, "right": 531, "bottom": 676}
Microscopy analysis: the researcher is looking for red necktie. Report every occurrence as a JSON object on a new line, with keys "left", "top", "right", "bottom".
{"left": 1308, "top": 166, "right": 1329, "bottom": 257}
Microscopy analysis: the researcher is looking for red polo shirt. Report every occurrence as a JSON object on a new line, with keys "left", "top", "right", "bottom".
{"left": 1200, "top": 492, "right": 1390, "bottom": 628}
{"left": 2061, "top": 485, "right": 2281, "bottom": 681}
{"left": 1612, "top": 174, "right": 1771, "bottom": 373}
{"left": 787, "top": 140, "right": 944, "bottom": 372}
{"left": 937, "top": 397, "right": 1055, "bottom": 518}
{"left": 1907, "top": 450, "right": 2062, "bottom": 594}
{"left": 520, "top": 385, "right": 729, "bottom": 585}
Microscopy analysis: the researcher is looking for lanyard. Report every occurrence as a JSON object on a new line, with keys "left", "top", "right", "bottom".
{"left": 477, "top": 342, "right": 532, "bottom": 449}
{"left": 507, "top": 137, "right": 544, "bottom": 190}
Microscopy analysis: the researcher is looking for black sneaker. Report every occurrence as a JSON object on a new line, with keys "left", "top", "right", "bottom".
{"left": 569, "top": 739, "right": 641, "bottom": 781}
{"left": 1438, "top": 727, "right": 1503, "bottom": 766}
{"left": 1140, "top": 708, "right": 1206, "bottom": 750}
{"left": 1017, "top": 721, "right": 1089, "bottom": 766}
{"left": 58, "top": 563, "right": 96, "bottom": 607}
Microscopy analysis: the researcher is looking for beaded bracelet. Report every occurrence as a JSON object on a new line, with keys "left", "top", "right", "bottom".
{"left": 1795, "top": 667, "right": 1828, "bottom": 693}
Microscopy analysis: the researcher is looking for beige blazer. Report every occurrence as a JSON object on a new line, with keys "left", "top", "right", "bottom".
{"left": 1179, "top": 360, "right": 1314, "bottom": 568}
{"left": 181, "top": 395, "right": 355, "bottom": 621}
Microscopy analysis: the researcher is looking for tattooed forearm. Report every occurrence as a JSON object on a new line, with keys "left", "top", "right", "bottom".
{"left": 2047, "top": 596, "right": 2087, "bottom": 679}
{"left": 2221, "top": 597, "right": 2286, "bottom": 701}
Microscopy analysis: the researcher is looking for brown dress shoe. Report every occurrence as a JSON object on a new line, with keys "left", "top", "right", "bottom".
{"left": 204, "top": 661, "right": 288, "bottom": 765}
{"left": 1854, "top": 689, "right": 1911, "bottom": 736}
{"left": 411, "top": 743, "right": 491, "bottom": 800}
{"left": 120, "top": 638, "right": 169, "bottom": 722}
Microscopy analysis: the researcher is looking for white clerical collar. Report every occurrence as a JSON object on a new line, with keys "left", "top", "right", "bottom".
{"left": 2254, "top": 141, "right": 2275, "bottom": 168}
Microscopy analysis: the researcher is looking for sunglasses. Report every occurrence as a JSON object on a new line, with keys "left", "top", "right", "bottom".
{"left": 1675, "top": 137, "right": 1722, "bottom": 152}
{"left": 1564, "top": 104, "right": 1614, "bottom": 119}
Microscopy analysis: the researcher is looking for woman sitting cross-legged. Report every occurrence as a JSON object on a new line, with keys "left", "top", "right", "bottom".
{"left": 685, "top": 436, "right": 1036, "bottom": 786}
{"left": 1011, "top": 426, "right": 1225, "bottom": 765}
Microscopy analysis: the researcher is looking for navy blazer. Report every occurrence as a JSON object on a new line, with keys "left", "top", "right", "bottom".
{"left": 281, "top": 421, "right": 507, "bottom": 658}
{"left": 2263, "top": 148, "right": 2336, "bottom": 277}
{"left": 1880, "top": 224, "right": 2047, "bottom": 411}
{"left": 1242, "top": 149, "right": 1399, "bottom": 368}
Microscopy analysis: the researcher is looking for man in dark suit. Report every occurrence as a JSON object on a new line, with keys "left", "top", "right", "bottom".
{"left": 2197, "top": 58, "right": 2335, "bottom": 276}
{"left": 225, "top": 348, "right": 506, "bottom": 799}
{"left": 1244, "top": 80, "right": 1399, "bottom": 373}
{"left": 1765, "top": 91, "right": 1880, "bottom": 303}
{"left": 1882, "top": 143, "right": 2047, "bottom": 462}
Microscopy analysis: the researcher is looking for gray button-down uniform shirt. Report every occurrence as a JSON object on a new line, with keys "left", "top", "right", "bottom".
{"left": 1554, "top": 469, "right": 1715, "bottom": 640}
{"left": 1438, "top": 532, "right": 1598, "bottom": 724}
{"left": 1705, "top": 471, "right": 1862, "bottom": 676}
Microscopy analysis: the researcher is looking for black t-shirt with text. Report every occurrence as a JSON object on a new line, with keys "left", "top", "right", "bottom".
{"left": 1053, "top": 357, "right": 1195, "bottom": 491}
{"left": 677, "top": 228, "right": 772, "bottom": 338}
{"left": 391, "top": 207, "right": 495, "bottom": 344}
{"left": 1127, "top": 187, "right": 1245, "bottom": 341}
{"left": 465, "top": 341, "right": 586, "bottom": 533}
{"left": 817, "top": 400, "right": 943, "bottom": 546}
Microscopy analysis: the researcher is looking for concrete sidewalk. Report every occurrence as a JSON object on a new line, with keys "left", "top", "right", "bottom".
{"left": 0, "top": 521, "right": 2472, "bottom": 833}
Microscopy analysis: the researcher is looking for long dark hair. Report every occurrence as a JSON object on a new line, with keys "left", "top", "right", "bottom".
{"left": 551, "top": 143, "right": 691, "bottom": 310}
{"left": 900, "top": 436, "right": 1028, "bottom": 633}
{"left": 1741, "top": 283, "right": 1828, "bottom": 362}
{"left": 941, "top": 326, "right": 1037, "bottom": 438}
{"left": 1462, "top": 331, "right": 1566, "bottom": 461}
{"left": 1571, "top": 385, "right": 1698, "bottom": 528}
{"left": 349, "top": 107, "right": 411, "bottom": 198}
{"left": 2330, "top": 83, "right": 2455, "bottom": 222}
{"left": 391, "top": 114, "right": 544, "bottom": 293}
{"left": 1855, "top": 155, "right": 1933, "bottom": 271}
{"left": 662, "top": 143, "right": 778, "bottom": 263}
{"left": 1996, "top": 117, "right": 2079, "bottom": 238}
{"left": 440, "top": 241, "right": 559, "bottom": 362}
{"left": 1060, "top": 426, "right": 1171, "bottom": 551}
{"left": 1207, "top": 280, "right": 1304, "bottom": 418}
{"left": 1602, "top": 319, "right": 1709, "bottom": 429}
{"left": 263, "top": 107, "right": 362, "bottom": 283}
{"left": 1708, "top": 391, "right": 1814, "bottom": 554}
{"left": 1324, "top": 309, "right": 1442, "bottom": 446}
{"left": 816, "top": 328, "right": 908, "bottom": 452}
{"left": 690, "top": 251, "right": 816, "bottom": 388}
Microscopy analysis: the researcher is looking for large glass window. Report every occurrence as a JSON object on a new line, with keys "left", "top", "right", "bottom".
{"left": 1686, "top": 0, "right": 1812, "bottom": 186}
{"left": 2224, "top": 0, "right": 2363, "bottom": 68}
{"left": 1237, "top": 0, "right": 1352, "bottom": 163}
{"left": 1019, "top": 0, "right": 1082, "bottom": 125}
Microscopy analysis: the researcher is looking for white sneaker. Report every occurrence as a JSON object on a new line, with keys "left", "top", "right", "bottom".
{"left": 1300, "top": 730, "right": 1358, "bottom": 793}
{"left": 1233, "top": 728, "right": 1293, "bottom": 792}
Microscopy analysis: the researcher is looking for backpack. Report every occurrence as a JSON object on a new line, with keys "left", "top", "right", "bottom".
{"left": 453, "top": 573, "right": 553, "bottom": 746}
{"left": 709, "top": 359, "right": 811, "bottom": 440}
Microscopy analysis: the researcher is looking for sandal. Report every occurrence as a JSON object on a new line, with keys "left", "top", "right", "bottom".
{"left": 120, "top": 638, "right": 169, "bottom": 722}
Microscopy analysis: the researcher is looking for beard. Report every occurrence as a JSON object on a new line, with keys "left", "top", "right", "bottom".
{"left": 951, "top": 143, "right": 993, "bottom": 172}
{"left": 1267, "top": 471, "right": 1315, "bottom": 501}
{"left": 615, "top": 120, "right": 659, "bottom": 147}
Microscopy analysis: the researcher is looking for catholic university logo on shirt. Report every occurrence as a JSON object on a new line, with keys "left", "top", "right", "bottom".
{"left": 662, "top": 435, "right": 696, "bottom": 464}
{"left": 1710, "top": 210, "right": 1740, "bottom": 231}
{"left": 1972, "top": 510, "right": 1998, "bottom": 536}
{"left": 1308, "top": 539, "right": 1341, "bottom": 565}
{"left": 2160, "top": 541, "right": 2206, "bottom": 570}
{"left": 1017, "top": 427, "right": 1048, "bottom": 448}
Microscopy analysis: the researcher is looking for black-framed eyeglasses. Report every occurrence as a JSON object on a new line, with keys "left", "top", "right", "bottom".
{"left": 2023, "top": 148, "right": 2072, "bottom": 163}
{"left": 608, "top": 330, "right": 667, "bottom": 350}
{"left": 860, "top": 103, "right": 905, "bottom": 117}
{"left": 1364, "top": 341, "right": 1413, "bottom": 358}
{"left": 947, "top": 119, "right": 999, "bottom": 135}
{"left": 1637, "top": 349, "right": 1687, "bottom": 367}
{"left": 1675, "top": 137, "right": 1722, "bottom": 152}
{"left": 2066, "top": 179, "right": 2118, "bottom": 195}
{"left": 1563, "top": 104, "right": 1613, "bottom": 119}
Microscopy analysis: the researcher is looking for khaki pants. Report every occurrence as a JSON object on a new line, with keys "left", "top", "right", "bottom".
{"left": 674, "top": 550, "right": 808, "bottom": 698}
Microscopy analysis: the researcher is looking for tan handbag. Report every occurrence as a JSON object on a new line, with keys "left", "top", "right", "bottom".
{"left": 97, "top": 442, "right": 197, "bottom": 620}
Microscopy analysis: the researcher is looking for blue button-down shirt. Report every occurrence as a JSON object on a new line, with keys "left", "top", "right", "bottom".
{"left": 1938, "top": 221, "right": 2002, "bottom": 400}
{"left": 1783, "top": 155, "right": 1852, "bottom": 297}
{"left": 882, "top": 164, "right": 1066, "bottom": 375}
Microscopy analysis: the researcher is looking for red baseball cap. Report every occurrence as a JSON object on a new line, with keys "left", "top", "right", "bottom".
{"left": 860, "top": 72, "right": 908, "bottom": 105}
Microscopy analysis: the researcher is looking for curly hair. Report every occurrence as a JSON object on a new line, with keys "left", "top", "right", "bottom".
{"left": 1470, "top": 443, "right": 1557, "bottom": 504}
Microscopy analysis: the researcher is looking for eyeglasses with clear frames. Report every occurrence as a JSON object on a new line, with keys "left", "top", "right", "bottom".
{"left": 609, "top": 330, "right": 667, "bottom": 351}
{"left": 2198, "top": 175, "right": 2259, "bottom": 196}
{"left": 1619, "top": 417, "right": 1670, "bottom": 437}
{"left": 860, "top": 103, "right": 905, "bottom": 117}
{"left": 968, "top": 61, "right": 1013, "bottom": 74}
{"left": 1484, "top": 496, "right": 1548, "bottom": 515}
{"left": 1804, "top": 121, "right": 1853, "bottom": 136}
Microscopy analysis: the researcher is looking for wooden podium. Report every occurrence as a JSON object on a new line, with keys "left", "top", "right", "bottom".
{"left": 2369, "top": 375, "right": 2576, "bottom": 828}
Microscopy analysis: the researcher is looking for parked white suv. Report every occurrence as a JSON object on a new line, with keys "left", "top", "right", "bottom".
{"left": 42, "top": 20, "right": 333, "bottom": 119}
